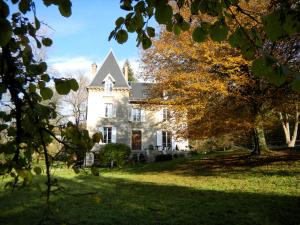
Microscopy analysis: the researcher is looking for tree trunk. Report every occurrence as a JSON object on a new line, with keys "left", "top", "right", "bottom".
{"left": 279, "top": 102, "right": 299, "bottom": 148}
{"left": 252, "top": 126, "right": 268, "bottom": 155}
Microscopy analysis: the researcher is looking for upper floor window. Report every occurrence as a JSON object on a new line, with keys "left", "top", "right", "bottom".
{"left": 132, "top": 108, "right": 141, "bottom": 122}
{"left": 105, "top": 103, "right": 113, "bottom": 118}
{"left": 104, "top": 80, "right": 113, "bottom": 93}
{"left": 163, "top": 109, "right": 170, "bottom": 121}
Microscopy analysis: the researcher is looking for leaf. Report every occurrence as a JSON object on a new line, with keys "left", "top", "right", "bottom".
{"left": 0, "top": 1, "right": 10, "bottom": 18}
{"left": 29, "top": 83, "right": 36, "bottom": 93}
{"left": 192, "top": 26, "right": 207, "bottom": 42}
{"left": 34, "top": 16, "right": 40, "bottom": 30}
{"left": 42, "top": 38, "right": 53, "bottom": 46}
{"left": 19, "top": 0, "right": 31, "bottom": 14}
{"left": 58, "top": 0, "right": 72, "bottom": 17}
{"left": 179, "top": 21, "right": 190, "bottom": 31}
{"left": 155, "top": 4, "right": 173, "bottom": 25}
{"left": 251, "top": 55, "right": 286, "bottom": 86}
{"left": 33, "top": 167, "right": 42, "bottom": 175}
{"left": 120, "top": 0, "right": 133, "bottom": 11}
{"left": 41, "top": 74, "right": 50, "bottom": 82}
{"left": 69, "top": 78, "right": 79, "bottom": 91}
{"left": 40, "top": 87, "right": 53, "bottom": 100}
{"left": 91, "top": 166, "right": 99, "bottom": 176}
{"left": 0, "top": 19, "right": 12, "bottom": 47}
{"left": 263, "top": 10, "right": 286, "bottom": 41}
{"left": 115, "top": 17, "right": 124, "bottom": 27}
{"left": 146, "top": 26, "right": 155, "bottom": 37}
{"left": 173, "top": 24, "right": 181, "bottom": 35}
{"left": 55, "top": 79, "right": 71, "bottom": 95}
{"left": 142, "top": 36, "right": 152, "bottom": 49}
{"left": 209, "top": 21, "right": 228, "bottom": 42}
{"left": 116, "top": 29, "right": 128, "bottom": 44}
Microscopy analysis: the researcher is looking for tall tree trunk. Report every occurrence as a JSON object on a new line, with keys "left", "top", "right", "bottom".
{"left": 252, "top": 126, "right": 268, "bottom": 155}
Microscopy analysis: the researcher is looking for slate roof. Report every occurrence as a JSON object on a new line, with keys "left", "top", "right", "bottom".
{"left": 88, "top": 50, "right": 130, "bottom": 88}
{"left": 130, "top": 82, "right": 154, "bottom": 100}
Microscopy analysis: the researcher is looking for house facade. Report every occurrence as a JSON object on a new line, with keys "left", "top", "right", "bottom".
{"left": 86, "top": 51, "right": 188, "bottom": 157}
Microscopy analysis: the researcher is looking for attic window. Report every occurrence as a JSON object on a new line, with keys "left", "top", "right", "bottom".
{"left": 104, "top": 80, "right": 113, "bottom": 93}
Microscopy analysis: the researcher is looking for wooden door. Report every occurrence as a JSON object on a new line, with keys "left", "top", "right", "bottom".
{"left": 132, "top": 130, "right": 142, "bottom": 150}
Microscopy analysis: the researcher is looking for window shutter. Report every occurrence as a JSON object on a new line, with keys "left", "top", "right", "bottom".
{"left": 171, "top": 134, "right": 176, "bottom": 150}
{"left": 128, "top": 106, "right": 132, "bottom": 121}
{"left": 156, "top": 130, "right": 162, "bottom": 147}
{"left": 141, "top": 109, "right": 146, "bottom": 122}
{"left": 113, "top": 104, "right": 117, "bottom": 117}
{"left": 98, "top": 127, "right": 104, "bottom": 143}
{"left": 112, "top": 127, "right": 117, "bottom": 143}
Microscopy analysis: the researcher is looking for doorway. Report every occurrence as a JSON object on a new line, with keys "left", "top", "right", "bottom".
{"left": 132, "top": 130, "right": 142, "bottom": 150}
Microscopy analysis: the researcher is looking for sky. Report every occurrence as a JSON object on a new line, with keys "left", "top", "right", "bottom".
{"left": 26, "top": 0, "right": 157, "bottom": 77}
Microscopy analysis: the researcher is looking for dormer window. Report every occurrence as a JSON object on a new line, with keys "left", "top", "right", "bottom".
{"left": 105, "top": 80, "right": 113, "bottom": 93}
{"left": 103, "top": 74, "right": 115, "bottom": 94}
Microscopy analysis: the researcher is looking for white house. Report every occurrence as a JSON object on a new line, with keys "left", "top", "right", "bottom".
{"left": 86, "top": 50, "right": 188, "bottom": 161}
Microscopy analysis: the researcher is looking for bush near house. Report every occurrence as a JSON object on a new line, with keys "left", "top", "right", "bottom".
{"left": 97, "top": 143, "right": 131, "bottom": 167}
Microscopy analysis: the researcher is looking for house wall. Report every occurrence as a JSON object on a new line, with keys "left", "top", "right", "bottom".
{"left": 87, "top": 88, "right": 189, "bottom": 150}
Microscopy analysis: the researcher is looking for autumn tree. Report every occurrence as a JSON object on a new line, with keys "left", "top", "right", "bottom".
{"left": 122, "top": 59, "right": 136, "bottom": 82}
{"left": 112, "top": 0, "right": 300, "bottom": 90}
{"left": 141, "top": 3, "right": 299, "bottom": 154}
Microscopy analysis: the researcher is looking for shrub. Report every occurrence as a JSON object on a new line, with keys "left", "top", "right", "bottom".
{"left": 98, "top": 143, "right": 131, "bottom": 168}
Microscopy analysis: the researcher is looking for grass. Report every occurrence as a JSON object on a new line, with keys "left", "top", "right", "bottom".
{"left": 0, "top": 150, "right": 300, "bottom": 225}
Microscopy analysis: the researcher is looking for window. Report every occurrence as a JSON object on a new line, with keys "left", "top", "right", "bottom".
{"left": 142, "top": 90, "right": 149, "bottom": 98}
{"left": 104, "top": 80, "right": 113, "bottom": 93}
{"left": 132, "top": 108, "right": 141, "bottom": 122}
{"left": 103, "top": 127, "right": 112, "bottom": 143}
{"left": 162, "top": 109, "right": 169, "bottom": 121}
{"left": 104, "top": 103, "right": 113, "bottom": 118}
{"left": 162, "top": 131, "right": 171, "bottom": 148}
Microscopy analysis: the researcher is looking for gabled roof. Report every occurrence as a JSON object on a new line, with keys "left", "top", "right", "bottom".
{"left": 88, "top": 50, "right": 130, "bottom": 88}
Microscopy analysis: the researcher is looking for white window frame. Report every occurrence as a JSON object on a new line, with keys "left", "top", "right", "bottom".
{"left": 163, "top": 108, "right": 169, "bottom": 121}
{"left": 103, "top": 127, "right": 112, "bottom": 143}
{"left": 104, "top": 79, "right": 113, "bottom": 93}
{"left": 132, "top": 108, "right": 141, "bottom": 122}
{"left": 104, "top": 103, "right": 113, "bottom": 118}
{"left": 162, "top": 131, "right": 172, "bottom": 148}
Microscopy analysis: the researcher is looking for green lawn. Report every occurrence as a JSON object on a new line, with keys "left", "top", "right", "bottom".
{"left": 1, "top": 150, "right": 300, "bottom": 225}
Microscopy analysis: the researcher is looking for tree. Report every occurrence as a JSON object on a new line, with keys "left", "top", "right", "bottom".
{"left": 0, "top": 1, "right": 100, "bottom": 212}
{"left": 141, "top": 11, "right": 298, "bottom": 154}
{"left": 122, "top": 59, "right": 136, "bottom": 82}
{"left": 111, "top": 0, "right": 300, "bottom": 89}
{"left": 278, "top": 101, "right": 300, "bottom": 148}
{"left": 63, "top": 72, "right": 89, "bottom": 127}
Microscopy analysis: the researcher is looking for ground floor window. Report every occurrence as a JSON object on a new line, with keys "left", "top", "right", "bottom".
{"left": 103, "top": 127, "right": 112, "bottom": 143}
{"left": 162, "top": 131, "right": 171, "bottom": 148}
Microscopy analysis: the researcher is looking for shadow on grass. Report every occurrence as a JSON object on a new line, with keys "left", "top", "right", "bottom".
{"left": 0, "top": 174, "right": 299, "bottom": 225}
{"left": 121, "top": 152, "right": 300, "bottom": 177}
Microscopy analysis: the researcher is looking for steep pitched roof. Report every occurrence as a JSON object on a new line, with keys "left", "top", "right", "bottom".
{"left": 88, "top": 50, "right": 130, "bottom": 88}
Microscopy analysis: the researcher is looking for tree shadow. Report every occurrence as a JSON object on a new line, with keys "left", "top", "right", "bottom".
{"left": 122, "top": 151, "right": 300, "bottom": 177}
{"left": 0, "top": 174, "right": 299, "bottom": 225}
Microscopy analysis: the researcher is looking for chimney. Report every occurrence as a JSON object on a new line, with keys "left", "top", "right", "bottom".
{"left": 91, "top": 63, "right": 97, "bottom": 76}
{"left": 124, "top": 63, "right": 128, "bottom": 82}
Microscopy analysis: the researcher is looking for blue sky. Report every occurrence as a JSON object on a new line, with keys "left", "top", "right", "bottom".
{"left": 23, "top": 0, "right": 157, "bottom": 75}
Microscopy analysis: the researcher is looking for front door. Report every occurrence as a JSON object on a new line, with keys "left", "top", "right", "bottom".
{"left": 132, "top": 130, "right": 142, "bottom": 150}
